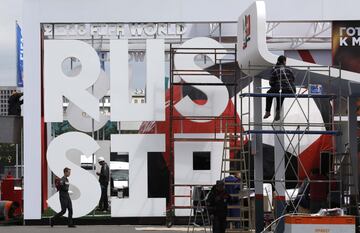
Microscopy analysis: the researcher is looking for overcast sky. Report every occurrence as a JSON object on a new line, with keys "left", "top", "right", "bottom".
{"left": 0, "top": 0, "right": 23, "bottom": 87}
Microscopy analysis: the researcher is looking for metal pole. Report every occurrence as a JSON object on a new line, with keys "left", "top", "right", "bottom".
{"left": 253, "top": 74, "right": 264, "bottom": 233}
{"left": 348, "top": 96, "right": 358, "bottom": 215}
{"left": 234, "top": 45, "right": 237, "bottom": 142}
{"left": 219, "top": 24, "right": 222, "bottom": 133}
{"left": 274, "top": 84, "right": 285, "bottom": 233}
{"left": 92, "top": 88, "right": 96, "bottom": 216}
{"left": 21, "top": 127, "right": 24, "bottom": 178}
{"left": 169, "top": 44, "right": 174, "bottom": 223}
{"left": 91, "top": 35, "right": 96, "bottom": 216}
{"left": 16, "top": 144, "right": 19, "bottom": 178}
{"left": 219, "top": 23, "right": 222, "bottom": 81}
{"left": 307, "top": 67, "right": 310, "bottom": 130}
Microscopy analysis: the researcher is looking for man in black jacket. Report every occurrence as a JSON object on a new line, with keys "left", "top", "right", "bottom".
{"left": 263, "top": 55, "right": 296, "bottom": 121}
{"left": 207, "top": 180, "right": 230, "bottom": 233}
{"left": 8, "top": 91, "right": 23, "bottom": 116}
{"left": 96, "top": 157, "right": 109, "bottom": 212}
{"left": 50, "top": 167, "right": 76, "bottom": 228}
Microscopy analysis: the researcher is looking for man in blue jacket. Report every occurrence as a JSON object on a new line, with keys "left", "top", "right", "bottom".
{"left": 224, "top": 173, "right": 241, "bottom": 228}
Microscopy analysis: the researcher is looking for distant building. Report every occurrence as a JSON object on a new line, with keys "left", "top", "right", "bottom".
{"left": 0, "top": 87, "right": 17, "bottom": 116}
{"left": 131, "top": 89, "right": 145, "bottom": 104}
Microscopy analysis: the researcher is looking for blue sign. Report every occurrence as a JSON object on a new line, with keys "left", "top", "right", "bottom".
{"left": 16, "top": 22, "right": 23, "bottom": 87}
{"left": 309, "top": 84, "right": 323, "bottom": 94}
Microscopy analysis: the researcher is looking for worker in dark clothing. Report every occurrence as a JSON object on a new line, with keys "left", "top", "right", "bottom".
{"left": 224, "top": 173, "right": 241, "bottom": 228}
{"left": 50, "top": 167, "right": 76, "bottom": 228}
{"left": 207, "top": 180, "right": 230, "bottom": 233}
{"left": 264, "top": 55, "right": 296, "bottom": 121}
{"left": 309, "top": 168, "right": 329, "bottom": 213}
{"left": 96, "top": 157, "right": 109, "bottom": 212}
{"left": 294, "top": 178, "right": 310, "bottom": 212}
{"left": 8, "top": 91, "right": 23, "bottom": 116}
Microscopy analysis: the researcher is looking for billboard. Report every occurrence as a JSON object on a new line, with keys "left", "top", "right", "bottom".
{"left": 332, "top": 21, "right": 360, "bottom": 73}
{"left": 332, "top": 21, "right": 360, "bottom": 115}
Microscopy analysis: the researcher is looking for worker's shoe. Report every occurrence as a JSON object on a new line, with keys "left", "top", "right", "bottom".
{"left": 49, "top": 218, "right": 54, "bottom": 227}
{"left": 68, "top": 225, "right": 77, "bottom": 228}
{"left": 263, "top": 111, "right": 271, "bottom": 119}
{"left": 274, "top": 110, "right": 281, "bottom": 121}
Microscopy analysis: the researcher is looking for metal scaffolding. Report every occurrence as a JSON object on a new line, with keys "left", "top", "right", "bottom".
{"left": 167, "top": 44, "right": 238, "bottom": 228}
{"left": 167, "top": 46, "right": 358, "bottom": 233}
{"left": 236, "top": 63, "right": 360, "bottom": 233}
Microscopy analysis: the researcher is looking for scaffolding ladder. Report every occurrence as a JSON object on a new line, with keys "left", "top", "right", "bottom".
{"left": 221, "top": 121, "right": 253, "bottom": 233}
{"left": 333, "top": 152, "right": 360, "bottom": 215}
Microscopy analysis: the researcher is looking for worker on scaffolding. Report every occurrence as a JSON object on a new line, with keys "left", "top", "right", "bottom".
{"left": 263, "top": 55, "right": 296, "bottom": 121}
{"left": 207, "top": 180, "right": 230, "bottom": 233}
{"left": 294, "top": 177, "right": 310, "bottom": 213}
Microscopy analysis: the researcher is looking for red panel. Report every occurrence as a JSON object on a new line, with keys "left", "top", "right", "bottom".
{"left": 40, "top": 31, "right": 48, "bottom": 211}
{"left": 298, "top": 135, "right": 333, "bottom": 180}
{"left": 298, "top": 50, "right": 316, "bottom": 64}
{"left": 139, "top": 85, "right": 245, "bottom": 167}
{"left": 1, "top": 178, "right": 23, "bottom": 215}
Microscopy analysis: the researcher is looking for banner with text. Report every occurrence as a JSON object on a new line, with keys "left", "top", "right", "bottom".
{"left": 332, "top": 21, "right": 360, "bottom": 73}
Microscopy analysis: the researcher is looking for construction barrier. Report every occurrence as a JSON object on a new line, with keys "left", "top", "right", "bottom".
{"left": 285, "top": 215, "right": 355, "bottom": 233}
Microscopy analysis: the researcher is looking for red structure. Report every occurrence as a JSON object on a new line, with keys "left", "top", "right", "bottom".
{"left": 1, "top": 177, "right": 23, "bottom": 215}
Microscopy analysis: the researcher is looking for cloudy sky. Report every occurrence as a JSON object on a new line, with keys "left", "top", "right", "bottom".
{"left": 0, "top": 0, "right": 23, "bottom": 87}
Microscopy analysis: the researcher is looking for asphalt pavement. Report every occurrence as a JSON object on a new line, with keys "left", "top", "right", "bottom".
{"left": 0, "top": 225, "right": 208, "bottom": 233}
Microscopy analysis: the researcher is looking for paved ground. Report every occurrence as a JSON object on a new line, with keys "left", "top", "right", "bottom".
{"left": 0, "top": 225, "right": 208, "bottom": 233}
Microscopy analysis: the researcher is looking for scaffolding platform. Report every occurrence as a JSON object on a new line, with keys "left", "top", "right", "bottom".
{"left": 239, "top": 93, "right": 337, "bottom": 98}
{"left": 244, "top": 129, "right": 340, "bottom": 135}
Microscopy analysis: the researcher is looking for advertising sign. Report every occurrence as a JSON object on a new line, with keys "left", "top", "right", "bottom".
{"left": 43, "top": 36, "right": 229, "bottom": 217}
{"left": 332, "top": 21, "right": 360, "bottom": 73}
{"left": 16, "top": 22, "right": 23, "bottom": 87}
{"left": 332, "top": 21, "right": 360, "bottom": 116}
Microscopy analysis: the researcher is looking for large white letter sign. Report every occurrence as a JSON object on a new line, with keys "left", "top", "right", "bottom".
{"left": 47, "top": 132, "right": 101, "bottom": 218}
{"left": 110, "top": 134, "right": 166, "bottom": 217}
{"left": 44, "top": 40, "right": 100, "bottom": 122}
{"left": 110, "top": 39, "right": 165, "bottom": 121}
{"left": 174, "top": 37, "right": 229, "bottom": 122}
{"left": 66, "top": 68, "right": 110, "bottom": 132}
{"left": 174, "top": 133, "right": 223, "bottom": 216}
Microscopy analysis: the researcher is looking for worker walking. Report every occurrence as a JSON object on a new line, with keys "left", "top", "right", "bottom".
{"left": 50, "top": 167, "right": 76, "bottom": 228}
